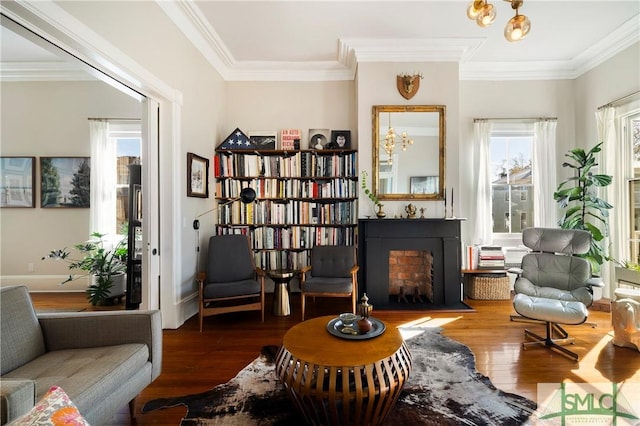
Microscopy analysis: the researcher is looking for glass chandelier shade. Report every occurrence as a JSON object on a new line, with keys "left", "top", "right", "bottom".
{"left": 467, "top": 0, "right": 531, "bottom": 41}
{"left": 476, "top": 3, "right": 496, "bottom": 27}
{"left": 466, "top": 0, "right": 484, "bottom": 19}
{"left": 504, "top": 13, "right": 531, "bottom": 42}
{"left": 383, "top": 114, "right": 413, "bottom": 165}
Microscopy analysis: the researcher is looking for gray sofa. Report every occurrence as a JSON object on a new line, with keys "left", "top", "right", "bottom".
{"left": 0, "top": 285, "right": 162, "bottom": 425}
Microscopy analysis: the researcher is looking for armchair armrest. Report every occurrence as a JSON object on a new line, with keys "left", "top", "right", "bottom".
{"left": 350, "top": 265, "right": 360, "bottom": 274}
{"left": 586, "top": 277, "right": 605, "bottom": 288}
{"left": 37, "top": 310, "right": 162, "bottom": 381}
{"left": 508, "top": 267, "right": 523, "bottom": 276}
{"left": 300, "top": 265, "right": 312, "bottom": 274}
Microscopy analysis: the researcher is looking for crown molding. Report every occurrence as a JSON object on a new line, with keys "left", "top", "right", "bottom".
{"left": 342, "top": 37, "right": 486, "bottom": 63}
{"left": 461, "top": 15, "right": 640, "bottom": 81}
{"left": 0, "top": 61, "right": 94, "bottom": 81}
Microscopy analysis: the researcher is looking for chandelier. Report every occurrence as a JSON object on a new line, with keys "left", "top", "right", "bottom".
{"left": 467, "top": 0, "right": 531, "bottom": 42}
{"left": 383, "top": 113, "right": 413, "bottom": 165}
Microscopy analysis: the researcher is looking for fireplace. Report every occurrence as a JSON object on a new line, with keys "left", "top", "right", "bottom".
{"left": 358, "top": 219, "right": 464, "bottom": 309}
{"left": 389, "top": 250, "right": 434, "bottom": 303}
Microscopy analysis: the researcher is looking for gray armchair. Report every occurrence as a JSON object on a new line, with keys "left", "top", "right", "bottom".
{"left": 511, "top": 227, "right": 604, "bottom": 361}
{"left": 300, "top": 245, "right": 358, "bottom": 321}
{"left": 196, "top": 234, "right": 265, "bottom": 331}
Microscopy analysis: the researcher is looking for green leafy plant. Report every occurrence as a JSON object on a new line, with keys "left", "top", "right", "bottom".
{"left": 553, "top": 142, "right": 613, "bottom": 274}
{"left": 43, "top": 232, "right": 127, "bottom": 305}
{"left": 361, "top": 170, "right": 381, "bottom": 207}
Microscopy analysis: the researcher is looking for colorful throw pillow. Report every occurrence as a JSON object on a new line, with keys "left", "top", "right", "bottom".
{"left": 11, "top": 386, "right": 89, "bottom": 426}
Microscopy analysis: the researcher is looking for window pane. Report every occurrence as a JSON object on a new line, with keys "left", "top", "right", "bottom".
{"left": 511, "top": 185, "right": 534, "bottom": 233}
{"left": 115, "top": 137, "right": 141, "bottom": 235}
{"left": 492, "top": 185, "right": 509, "bottom": 233}
{"left": 490, "top": 131, "right": 533, "bottom": 234}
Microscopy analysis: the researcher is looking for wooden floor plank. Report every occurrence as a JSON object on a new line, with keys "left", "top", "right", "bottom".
{"left": 27, "top": 292, "right": 640, "bottom": 426}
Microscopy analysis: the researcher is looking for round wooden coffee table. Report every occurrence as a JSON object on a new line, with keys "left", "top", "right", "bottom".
{"left": 275, "top": 315, "right": 412, "bottom": 426}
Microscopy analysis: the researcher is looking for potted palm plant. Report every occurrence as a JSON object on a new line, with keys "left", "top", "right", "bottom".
{"left": 42, "top": 232, "right": 128, "bottom": 305}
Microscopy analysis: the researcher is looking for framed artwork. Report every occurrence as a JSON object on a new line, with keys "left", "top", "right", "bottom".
{"left": 410, "top": 176, "right": 439, "bottom": 194}
{"left": 249, "top": 131, "right": 277, "bottom": 150}
{"left": 308, "top": 129, "right": 331, "bottom": 150}
{"left": 0, "top": 156, "right": 35, "bottom": 208}
{"left": 40, "top": 157, "right": 90, "bottom": 208}
{"left": 328, "top": 130, "right": 351, "bottom": 149}
{"left": 187, "top": 152, "right": 209, "bottom": 198}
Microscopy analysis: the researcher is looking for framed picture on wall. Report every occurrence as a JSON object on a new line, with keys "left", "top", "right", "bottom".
{"left": 249, "top": 131, "right": 277, "bottom": 150}
{"left": 328, "top": 130, "right": 351, "bottom": 149}
{"left": 187, "top": 152, "right": 209, "bottom": 198}
{"left": 0, "top": 156, "right": 35, "bottom": 208}
{"left": 40, "top": 157, "right": 90, "bottom": 208}
{"left": 308, "top": 129, "right": 330, "bottom": 150}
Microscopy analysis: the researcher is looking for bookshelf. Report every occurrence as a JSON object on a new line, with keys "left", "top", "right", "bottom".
{"left": 213, "top": 148, "right": 358, "bottom": 271}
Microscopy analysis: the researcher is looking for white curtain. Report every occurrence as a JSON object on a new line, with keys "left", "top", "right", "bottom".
{"left": 89, "top": 120, "right": 116, "bottom": 238}
{"left": 472, "top": 120, "right": 493, "bottom": 245}
{"left": 597, "top": 106, "right": 621, "bottom": 295}
{"left": 533, "top": 120, "right": 558, "bottom": 227}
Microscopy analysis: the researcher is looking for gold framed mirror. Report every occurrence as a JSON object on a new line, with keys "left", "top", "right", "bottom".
{"left": 372, "top": 105, "right": 446, "bottom": 200}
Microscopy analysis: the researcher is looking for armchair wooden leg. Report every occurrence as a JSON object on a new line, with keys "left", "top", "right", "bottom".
{"left": 129, "top": 399, "right": 136, "bottom": 422}
{"left": 301, "top": 294, "right": 306, "bottom": 321}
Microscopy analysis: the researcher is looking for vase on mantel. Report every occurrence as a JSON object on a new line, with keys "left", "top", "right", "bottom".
{"left": 376, "top": 204, "right": 386, "bottom": 219}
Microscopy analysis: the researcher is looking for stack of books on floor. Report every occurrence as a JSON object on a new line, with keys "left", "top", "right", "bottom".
{"left": 478, "top": 246, "right": 505, "bottom": 269}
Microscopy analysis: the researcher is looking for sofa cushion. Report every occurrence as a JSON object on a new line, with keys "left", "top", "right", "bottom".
{"left": 9, "top": 385, "right": 89, "bottom": 426}
{"left": 3, "top": 344, "right": 149, "bottom": 413}
{"left": 0, "top": 287, "right": 45, "bottom": 375}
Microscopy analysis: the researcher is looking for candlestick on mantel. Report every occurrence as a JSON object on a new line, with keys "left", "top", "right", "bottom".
{"left": 450, "top": 187, "right": 455, "bottom": 218}
{"left": 443, "top": 187, "right": 447, "bottom": 218}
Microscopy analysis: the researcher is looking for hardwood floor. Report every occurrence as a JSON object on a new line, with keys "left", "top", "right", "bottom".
{"left": 29, "top": 292, "right": 640, "bottom": 425}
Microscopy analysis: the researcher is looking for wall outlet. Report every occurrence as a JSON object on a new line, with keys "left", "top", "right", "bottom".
{"left": 28, "top": 263, "right": 34, "bottom": 272}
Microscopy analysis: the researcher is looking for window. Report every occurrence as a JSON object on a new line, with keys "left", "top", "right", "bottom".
{"left": 111, "top": 124, "right": 141, "bottom": 237}
{"left": 628, "top": 113, "right": 640, "bottom": 263}
{"left": 489, "top": 126, "right": 534, "bottom": 234}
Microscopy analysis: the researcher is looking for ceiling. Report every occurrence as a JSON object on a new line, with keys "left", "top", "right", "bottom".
{"left": 1, "top": 1, "right": 639, "bottom": 82}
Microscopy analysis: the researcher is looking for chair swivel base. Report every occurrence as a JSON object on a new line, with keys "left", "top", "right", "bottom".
{"left": 522, "top": 322, "right": 579, "bottom": 361}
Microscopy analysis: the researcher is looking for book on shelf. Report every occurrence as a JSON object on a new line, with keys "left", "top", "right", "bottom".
{"left": 280, "top": 129, "right": 301, "bottom": 151}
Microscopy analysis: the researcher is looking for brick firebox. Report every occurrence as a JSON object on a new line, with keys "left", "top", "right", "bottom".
{"left": 389, "top": 250, "right": 434, "bottom": 303}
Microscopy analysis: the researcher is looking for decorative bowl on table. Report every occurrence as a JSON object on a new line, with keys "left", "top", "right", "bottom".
{"left": 339, "top": 312, "right": 358, "bottom": 327}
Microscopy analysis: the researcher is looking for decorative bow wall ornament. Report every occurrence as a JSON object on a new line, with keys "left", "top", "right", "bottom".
{"left": 397, "top": 72, "right": 423, "bottom": 100}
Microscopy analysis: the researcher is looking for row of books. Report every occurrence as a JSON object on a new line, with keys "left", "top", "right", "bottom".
{"left": 465, "top": 245, "right": 530, "bottom": 269}
{"left": 217, "top": 200, "right": 356, "bottom": 226}
{"left": 214, "top": 152, "right": 357, "bottom": 178}
{"left": 216, "top": 225, "right": 356, "bottom": 251}
{"left": 215, "top": 177, "right": 357, "bottom": 199}
{"left": 478, "top": 246, "right": 505, "bottom": 269}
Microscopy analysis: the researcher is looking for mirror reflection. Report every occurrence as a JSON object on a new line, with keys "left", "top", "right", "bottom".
{"left": 372, "top": 105, "right": 445, "bottom": 200}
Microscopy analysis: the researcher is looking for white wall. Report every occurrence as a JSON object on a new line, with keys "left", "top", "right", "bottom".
{"left": 0, "top": 81, "right": 141, "bottom": 291}
{"left": 575, "top": 42, "right": 640, "bottom": 152}
{"left": 356, "top": 62, "right": 460, "bottom": 220}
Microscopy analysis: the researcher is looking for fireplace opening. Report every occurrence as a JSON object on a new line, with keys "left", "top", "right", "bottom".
{"left": 389, "top": 250, "right": 434, "bottom": 304}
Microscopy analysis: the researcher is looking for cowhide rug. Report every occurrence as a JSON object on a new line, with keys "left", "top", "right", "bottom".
{"left": 142, "top": 327, "right": 537, "bottom": 425}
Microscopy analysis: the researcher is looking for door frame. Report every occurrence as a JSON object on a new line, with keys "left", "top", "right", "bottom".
{"left": 2, "top": 0, "right": 183, "bottom": 327}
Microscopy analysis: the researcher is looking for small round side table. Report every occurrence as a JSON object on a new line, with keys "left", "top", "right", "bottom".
{"left": 275, "top": 315, "right": 412, "bottom": 425}
{"left": 267, "top": 269, "right": 295, "bottom": 316}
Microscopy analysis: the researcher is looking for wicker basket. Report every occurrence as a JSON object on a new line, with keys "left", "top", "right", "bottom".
{"left": 465, "top": 274, "right": 511, "bottom": 300}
